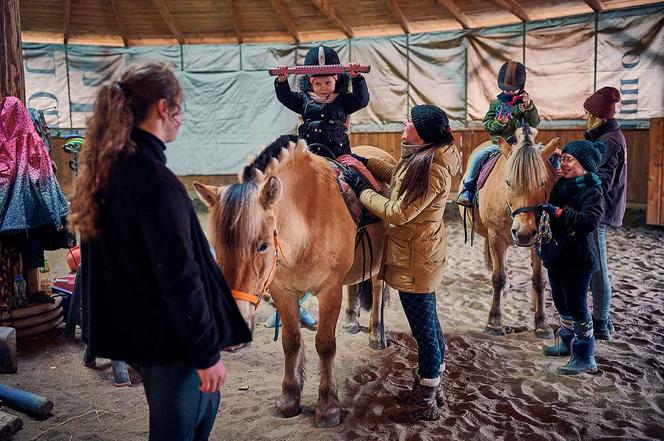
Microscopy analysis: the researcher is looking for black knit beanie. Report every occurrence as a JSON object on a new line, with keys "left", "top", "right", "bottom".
{"left": 410, "top": 104, "right": 454, "bottom": 145}
{"left": 562, "top": 140, "right": 606, "bottom": 173}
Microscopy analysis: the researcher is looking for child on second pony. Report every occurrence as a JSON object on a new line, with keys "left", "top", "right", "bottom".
{"left": 457, "top": 60, "right": 541, "bottom": 207}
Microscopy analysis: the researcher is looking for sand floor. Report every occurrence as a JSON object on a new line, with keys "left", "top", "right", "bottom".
{"left": 3, "top": 208, "right": 663, "bottom": 441}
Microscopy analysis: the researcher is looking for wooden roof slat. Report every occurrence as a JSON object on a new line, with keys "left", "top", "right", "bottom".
{"left": 436, "top": 0, "right": 475, "bottom": 29}
{"left": 229, "top": 0, "right": 243, "bottom": 43}
{"left": 149, "top": 0, "right": 185, "bottom": 44}
{"left": 270, "top": 0, "right": 301, "bottom": 43}
{"left": 584, "top": 0, "right": 605, "bottom": 11}
{"left": 110, "top": 0, "right": 128, "bottom": 47}
{"left": 491, "top": 0, "right": 530, "bottom": 21}
{"left": 19, "top": 0, "right": 663, "bottom": 46}
{"left": 387, "top": 0, "right": 411, "bottom": 34}
{"left": 63, "top": 0, "right": 71, "bottom": 43}
{"left": 310, "top": 0, "right": 354, "bottom": 38}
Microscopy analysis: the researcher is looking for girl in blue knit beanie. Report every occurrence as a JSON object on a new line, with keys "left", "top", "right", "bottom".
{"left": 537, "top": 139, "right": 605, "bottom": 375}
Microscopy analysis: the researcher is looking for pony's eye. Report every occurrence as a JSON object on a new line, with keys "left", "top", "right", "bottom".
{"left": 505, "top": 180, "right": 512, "bottom": 188}
{"left": 257, "top": 242, "right": 270, "bottom": 253}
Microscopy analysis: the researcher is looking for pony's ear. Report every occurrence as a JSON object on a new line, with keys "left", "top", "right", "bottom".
{"left": 540, "top": 137, "right": 560, "bottom": 160}
{"left": 193, "top": 182, "right": 220, "bottom": 208}
{"left": 261, "top": 176, "right": 282, "bottom": 208}
{"left": 497, "top": 137, "right": 513, "bottom": 158}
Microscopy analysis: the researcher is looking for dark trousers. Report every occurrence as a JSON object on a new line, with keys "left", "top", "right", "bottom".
{"left": 548, "top": 269, "right": 593, "bottom": 339}
{"left": 398, "top": 292, "right": 445, "bottom": 380}
{"left": 138, "top": 363, "right": 220, "bottom": 441}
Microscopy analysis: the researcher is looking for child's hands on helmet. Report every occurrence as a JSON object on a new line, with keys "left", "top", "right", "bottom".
{"left": 521, "top": 92, "right": 531, "bottom": 106}
{"left": 518, "top": 92, "right": 532, "bottom": 111}
{"left": 276, "top": 65, "right": 289, "bottom": 82}
{"left": 348, "top": 62, "right": 361, "bottom": 78}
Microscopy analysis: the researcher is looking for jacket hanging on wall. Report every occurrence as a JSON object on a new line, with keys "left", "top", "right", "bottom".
{"left": 0, "top": 96, "right": 69, "bottom": 234}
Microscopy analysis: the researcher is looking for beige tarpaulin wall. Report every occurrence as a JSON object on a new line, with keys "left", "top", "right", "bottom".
{"left": 597, "top": 7, "right": 664, "bottom": 119}
{"left": 526, "top": 16, "right": 596, "bottom": 121}
{"left": 22, "top": 5, "right": 664, "bottom": 174}
{"left": 467, "top": 24, "right": 524, "bottom": 122}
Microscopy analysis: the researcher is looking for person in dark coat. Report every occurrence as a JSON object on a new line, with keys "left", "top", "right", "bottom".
{"left": 539, "top": 140, "right": 604, "bottom": 375}
{"left": 70, "top": 63, "right": 251, "bottom": 441}
{"left": 273, "top": 45, "right": 370, "bottom": 159}
{"left": 583, "top": 86, "right": 627, "bottom": 340}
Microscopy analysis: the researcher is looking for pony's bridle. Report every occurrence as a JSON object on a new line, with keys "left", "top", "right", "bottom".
{"left": 508, "top": 204, "right": 541, "bottom": 219}
{"left": 230, "top": 230, "right": 286, "bottom": 308}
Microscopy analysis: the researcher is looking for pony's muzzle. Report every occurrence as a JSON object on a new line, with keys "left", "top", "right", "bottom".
{"left": 512, "top": 228, "right": 536, "bottom": 247}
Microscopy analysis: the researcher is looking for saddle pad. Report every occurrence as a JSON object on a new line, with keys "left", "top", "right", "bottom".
{"left": 335, "top": 154, "right": 381, "bottom": 192}
{"left": 476, "top": 153, "right": 501, "bottom": 192}
{"left": 329, "top": 161, "right": 388, "bottom": 226}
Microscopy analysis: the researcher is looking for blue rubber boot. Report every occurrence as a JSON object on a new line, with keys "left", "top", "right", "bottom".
{"left": 299, "top": 305, "right": 317, "bottom": 328}
{"left": 593, "top": 318, "right": 612, "bottom": 341}
{"left": 456, "top": 180, "right": 475, "bottom": 208}
{"left": 543, "top": 327, "right": 574, "bottom": 357}
{"left": 112, "top": 360, "right": 131, "bottom": 387}
{"left": 558, "top": 337, "right": 597, "bottom": 375}
{"left": 543, "top": 316, "right": 574, "bottom": 356}
{"left": 264, "top": 292, "right": 317, "bottom": 328}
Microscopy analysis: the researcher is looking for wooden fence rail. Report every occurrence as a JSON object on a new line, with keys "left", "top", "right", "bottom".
{"left": 50, "top": 125, "right": 652, "bottom": 210}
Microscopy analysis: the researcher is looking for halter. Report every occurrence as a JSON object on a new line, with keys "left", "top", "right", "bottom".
{"left": 230, "top": 230, "right": 287, "bottom": 308}
{"left": 508, "top": 204, "right": 541, "bottom": 218}
{"left": 507, "top": 155, "right": 559, "bottom": 220}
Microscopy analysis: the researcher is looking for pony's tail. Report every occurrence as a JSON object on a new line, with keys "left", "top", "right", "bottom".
{"left": 484, "top": 239, "right": 492, "bottom": 271}
{"left": 357, "top": 280, "right": 373, "bottom": 312}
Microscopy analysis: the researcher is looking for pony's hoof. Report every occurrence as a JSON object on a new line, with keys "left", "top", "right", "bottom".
{"left": 535, "top": 327, "right": 554, "bottom": 340}
{"left": 484, "top": 324, "right": 505, "bottom": 336}
{"left": 314, "top": 409, "right": 341, "bottom": 428}
{"left": 343, "top": 322, "right": 361, "bottom": 335}
{"left": 273, "top": 405, "right": 301, "bottom": 419}
{"left": 274, "top": 397, "right": 301, "bottom": 418}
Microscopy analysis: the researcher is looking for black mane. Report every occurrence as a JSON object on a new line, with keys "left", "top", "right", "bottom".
{"left": 241, "top": 134, "right": 302, "bottom": 182}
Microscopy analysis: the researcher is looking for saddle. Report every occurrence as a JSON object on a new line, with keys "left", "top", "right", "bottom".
{"left": 476, "top": 152, "right": 501, "bottom": 196}
{"left": 328, "top": 155, "right": 386, "bottom": 226}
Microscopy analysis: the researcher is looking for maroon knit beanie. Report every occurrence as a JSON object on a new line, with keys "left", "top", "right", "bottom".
{"left": 583, "top": 87, "right": 620, "bottom": 119}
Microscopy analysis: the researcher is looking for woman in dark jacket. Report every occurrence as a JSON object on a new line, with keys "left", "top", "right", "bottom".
{"left": 69, "top": 63, "right": 251, "bottom": 441}
{"left": 583, "top": 86, "right": 627, "bottom": 340}
{"left": 539, "top": 140, "right": 604, "bottom": 375}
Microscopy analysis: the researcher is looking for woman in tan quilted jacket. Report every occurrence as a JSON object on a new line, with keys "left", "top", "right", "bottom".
{"left": 346, "top": 104, "right": 461, "bottom": 423}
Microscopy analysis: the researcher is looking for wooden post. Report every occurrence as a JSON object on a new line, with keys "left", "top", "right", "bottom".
{"left": 0, "top": 0, "right": 25, "bottom": 102}
{"left": 0, "top": 327, "right": 17, "bottom": 374}
{"left": 647, "top": 118, "right": 664, "bottom": 225}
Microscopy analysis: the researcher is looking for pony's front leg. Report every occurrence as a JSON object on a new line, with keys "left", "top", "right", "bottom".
{"left": 314, "top": 283, "right": 343, "bottom": 428}
{"left": 530, "top": 248, "right": 553, "bottom": 339}
{"left": 271, "top": 291, "right": 305, "bottom": 418}
{"left": 486, "top": 236, "right": 509, "bottom": 335}
{"left": 368, "top": 277, "right": 387, "bottom": 350}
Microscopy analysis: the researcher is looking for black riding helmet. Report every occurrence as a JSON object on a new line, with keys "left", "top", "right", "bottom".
{"left": 498, "top": 61, "right": 526, "bottom": 92}
{"left": 299, "top": 45, "right": 349, "bottom": 93}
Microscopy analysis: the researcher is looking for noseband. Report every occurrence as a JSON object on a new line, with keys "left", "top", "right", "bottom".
{"left": 509, "top": 205, "right": 540, "bottom": 218}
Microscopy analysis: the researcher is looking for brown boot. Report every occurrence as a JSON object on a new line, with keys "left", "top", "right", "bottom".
{"left": 396, "top": 369, "right": 444, "bottom": 407}
{"left": 389, "top": 381, "right": 441, "bottom": 423}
